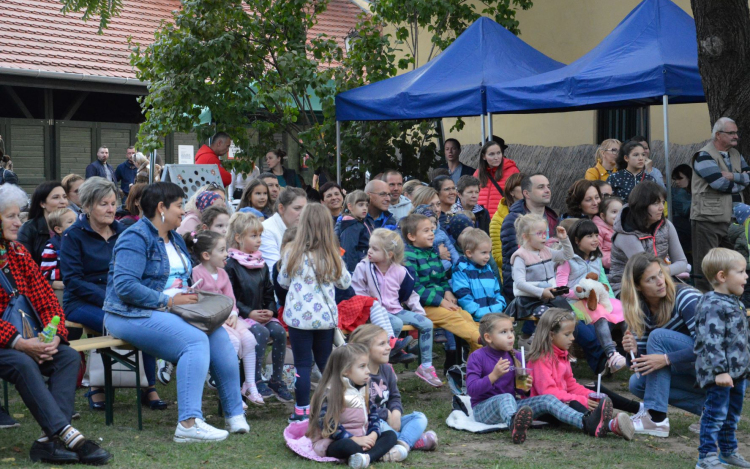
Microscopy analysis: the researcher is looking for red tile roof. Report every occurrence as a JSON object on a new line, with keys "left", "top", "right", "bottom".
{"left": 0, "top": 0, "right": 367, "bottom": 80}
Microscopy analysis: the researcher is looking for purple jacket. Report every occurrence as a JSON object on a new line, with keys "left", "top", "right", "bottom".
{"left": 466, "top": 346, "right": 523, "bottom": 408}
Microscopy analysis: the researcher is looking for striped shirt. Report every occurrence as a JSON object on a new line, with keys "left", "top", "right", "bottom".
{"left": 635, "top": 283, "right": 701, "bottom": 366}
{"left": 693, "top": 151, "right": 750, "bottom": 203}
{"left": 404, "top": 244, "right": 448, "bottom": 307}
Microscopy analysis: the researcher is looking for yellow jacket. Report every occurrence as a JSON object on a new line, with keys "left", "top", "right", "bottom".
{"left": 584, "top": 162, "right": 617, "bottom": 182}
{"left": 489, "top": 198, "right": 510, "bottom": 276}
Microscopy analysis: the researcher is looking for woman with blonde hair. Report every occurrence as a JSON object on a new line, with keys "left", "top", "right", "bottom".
{"left": 619, "top": 252, "right": 704, "bottom": 438}
{"left": 585, "top": 139, "right": 621, "bottom": 182}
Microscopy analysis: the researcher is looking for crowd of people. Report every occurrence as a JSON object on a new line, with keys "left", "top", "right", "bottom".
{"left": 0, "top": 117, "right": 749, "bottom": 469}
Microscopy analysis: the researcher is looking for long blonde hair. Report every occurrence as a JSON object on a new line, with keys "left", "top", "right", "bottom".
{"left": 306, "top": 343, "right": 370, "bottom": 440}
{"left": 595, "top": 138, "right": 621, "bottom": 165}
{"left": 284, "top": 203, "right": 343, "bottom": 282}
{"left": 527, "top": 308, "right": 577, "bottom": 363}
{"left": 621, "top": 253, "right": 676, "bottom": 338}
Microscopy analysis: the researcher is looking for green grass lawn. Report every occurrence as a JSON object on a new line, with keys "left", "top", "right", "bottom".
{"left": 1, "top": 352, "right": 748, "bottom": 468}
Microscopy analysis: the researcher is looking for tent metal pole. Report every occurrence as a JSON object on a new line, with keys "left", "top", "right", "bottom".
{"left": 487, "top": 114, "right": 493, "bottom": 141}
{"left": 480, "top": 114, "right": 486, "bottom": 143}
{"left": 149, "top": 150, "right": 156, "bottom": 184}
{"left": 663, "top": 95, "right": 671, "bottom": 220}
{"left": 336, "top": 121, "right": 341, "bottom": 184}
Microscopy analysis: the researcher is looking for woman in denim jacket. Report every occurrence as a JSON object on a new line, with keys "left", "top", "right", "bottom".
{"left": 103, "top": 182, "right": 249, "bottom": 443}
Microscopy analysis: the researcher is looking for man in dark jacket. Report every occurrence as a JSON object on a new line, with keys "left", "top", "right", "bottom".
{"left": 195, "top": 132, "right": 233, "bottom": 187}
{"left": 500, "top": 173, "right": 558, "bottom": 301}
{"left": 440, "top": 138, "right": 475, "bottom": 185}
{"left": 114, "top": 146, "right": 138, "bottom": 199}
{"left": 85, "top": 147, "right": 116, "bottom": 183}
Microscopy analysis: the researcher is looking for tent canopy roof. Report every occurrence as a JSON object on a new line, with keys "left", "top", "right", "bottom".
{"left": 486, "top": 0, "right": 705, "bottom": 114}
{"left": 335, "top": 17, "right": 564, "bottom": 121}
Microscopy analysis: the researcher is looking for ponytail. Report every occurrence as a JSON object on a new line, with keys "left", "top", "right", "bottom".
{"left": 182, "top": 230, "right": 222, "bottom": 260}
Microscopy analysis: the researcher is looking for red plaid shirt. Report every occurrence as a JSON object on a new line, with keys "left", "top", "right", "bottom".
{"left": 0, "top": 243, "right": 68, "bottom": 348}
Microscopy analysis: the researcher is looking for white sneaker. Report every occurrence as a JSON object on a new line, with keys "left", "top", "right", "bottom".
{"left": 348, "top": 453, "right": 370, "bottom": 469}
{"left": 382, "top": 443, "right": 409, "bottom": 462}
{"left": 632, "top": 413, "right": 670, "bottom": 438}
{"left": 157, "top": 360, "right": 174, "bottom": 385}
{"left": 174, "top": 418, "right": 229, "bottom": 443}
{"left": 225, "top": 414, "right": 250, "bottom": 434}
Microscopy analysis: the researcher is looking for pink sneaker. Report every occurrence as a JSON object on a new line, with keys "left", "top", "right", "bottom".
{"left": 415, "top": 365, "right": 443, "bottom": 387}
{"left": 412, "top": 431, "right": 438, "bottom": 451}
{"left": 241, "top": 383, "right": 265, "bottom": 406}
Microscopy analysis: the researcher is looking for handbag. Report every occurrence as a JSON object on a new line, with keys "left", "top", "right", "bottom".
{"left": 88, "top": 348, "right": 148, "bottom": 388}
{"left": 0, "top": 266, "right": 43, "bottom": 339}
{"left": 169, "top": 249, "right": 234, "bottom": 334}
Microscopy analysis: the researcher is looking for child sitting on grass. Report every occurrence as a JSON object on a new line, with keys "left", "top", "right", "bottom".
{"left": 402, "top": 213, "right": 481, "bottom": 355}
{"left": 694, "top": 248, "right": 750, "bottom": 469}
{"left": 349, "top": 324, "right": 439, "bottom": 459}
{"left": 452, "top": 228, "right": 506, "bottom": 321}
{"left": 527, "top": 308, "right": 636, "bottom": 440}
{"left": 308, "top": 343, "right": 399, "bottom": 468}
{"left": 467, "top": 313, "right": 600, "bottom": 444}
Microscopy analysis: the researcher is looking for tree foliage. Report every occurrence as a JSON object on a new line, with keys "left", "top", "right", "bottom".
{"left": 59, "top": 0, "right": 532, "bottom": 186}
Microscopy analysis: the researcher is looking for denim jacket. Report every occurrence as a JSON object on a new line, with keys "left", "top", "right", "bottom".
{"left": 103, "top": 217, "right": 192, "bottom": 318}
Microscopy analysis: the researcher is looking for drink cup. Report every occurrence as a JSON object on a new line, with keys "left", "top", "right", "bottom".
{"left": 588, "top": 392, "right": 607, "bottom": 404}
{"left": 515, "top": 367, "right": 532, "bottom": 392}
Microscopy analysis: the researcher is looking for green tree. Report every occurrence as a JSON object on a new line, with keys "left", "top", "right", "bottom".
{"left": 59, "top": 0, "right": 532, "bottom": 185}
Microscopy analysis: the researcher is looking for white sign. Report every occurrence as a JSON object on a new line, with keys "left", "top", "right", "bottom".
{"left": 178, "top": 145, "right": 194, "bottom": 165}
{"left": 228, "top": 142, "right": 241, "bottom": 160}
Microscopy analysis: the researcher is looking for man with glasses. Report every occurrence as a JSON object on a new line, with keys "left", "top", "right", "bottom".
{"left": 691, "top": 117, "right": 750, "bottom": 291}
{"left": 364, "top": 179, "right": 398, "bottom": 230}
{"left": 381, "top": 169, "right": 411, "bottom": 222}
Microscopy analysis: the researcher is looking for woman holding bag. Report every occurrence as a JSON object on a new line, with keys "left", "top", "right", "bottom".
{"left": 103, "top": 182, "right": 248, "bottom": 443}
{"left": 0, "top": 183, "right": 112, "bottom": 465}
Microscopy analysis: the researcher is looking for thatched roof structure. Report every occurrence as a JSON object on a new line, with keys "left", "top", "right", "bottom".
{"left": 458, "top": 140, "right": 709, "bottom": 213}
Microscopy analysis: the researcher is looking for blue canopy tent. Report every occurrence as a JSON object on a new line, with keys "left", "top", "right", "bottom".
{"left": 333, "top": 17, "right": 565, "bottom": 182}
{"left": 485, "top": 0, "right": 705, "bottom": 216}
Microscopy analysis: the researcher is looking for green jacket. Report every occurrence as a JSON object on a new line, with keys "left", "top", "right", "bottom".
{"left": 728, "top": 221, "right": 750, "bottom": 263}
{"left": 404, "top": 244, "right": 448, "bottom": 307}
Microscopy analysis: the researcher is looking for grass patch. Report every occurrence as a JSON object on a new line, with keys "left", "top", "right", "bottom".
{"left": 1, "top": 350, "right": 747, "bottom": 468}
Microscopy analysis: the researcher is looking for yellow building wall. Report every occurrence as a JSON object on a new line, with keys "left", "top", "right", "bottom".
{"left": 387, "top": 0, "right": 712, "bottom": 146}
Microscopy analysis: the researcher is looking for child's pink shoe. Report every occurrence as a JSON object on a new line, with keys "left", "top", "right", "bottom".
{"left": 241, "top": 382, "right": 265, "bottom": 406}
{"left": 412, "top": 431, "right": 438, "bottom": 451}
{"left": 415, "top": 365, "right": 443, "bottom": 387}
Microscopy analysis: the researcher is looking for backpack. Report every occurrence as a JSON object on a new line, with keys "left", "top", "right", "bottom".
{"left": 0, "top": 168, "right": 18, "bottom": 185}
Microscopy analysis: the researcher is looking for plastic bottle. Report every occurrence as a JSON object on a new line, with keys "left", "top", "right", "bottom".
{"left": 39, "top": 316, "right": 60, "bottom": 343}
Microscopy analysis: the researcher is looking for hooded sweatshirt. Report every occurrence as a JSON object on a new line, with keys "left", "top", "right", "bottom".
{"left": 350, "top": 259, "right": 425, "bottom": 315}
{"left": 529, "top": 346, "right": 590, "bottom": 407}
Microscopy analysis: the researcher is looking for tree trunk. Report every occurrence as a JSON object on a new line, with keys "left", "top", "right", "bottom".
{"left": 691, "top": 0, "right": 750, "bottom": 155}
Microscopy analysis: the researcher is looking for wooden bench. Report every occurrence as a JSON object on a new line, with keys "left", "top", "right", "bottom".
{"left": 65, "top": 322, "right": 145, "bottom": 430}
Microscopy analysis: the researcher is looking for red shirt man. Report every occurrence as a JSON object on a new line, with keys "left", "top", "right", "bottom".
{"left": 195, "top": 132, "right": 232, "bottom": 187}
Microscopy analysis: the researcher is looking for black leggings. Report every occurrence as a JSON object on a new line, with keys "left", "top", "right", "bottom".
{"left": 566, "top": 384, "right": 641, "bottom": 415}
{"left": 326, "top": 430, "right": 397, "bottom": 462}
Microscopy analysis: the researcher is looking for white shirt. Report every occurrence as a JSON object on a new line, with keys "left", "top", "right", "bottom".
{"left": 163, "top": 242, "right": 189, "bottom": 297}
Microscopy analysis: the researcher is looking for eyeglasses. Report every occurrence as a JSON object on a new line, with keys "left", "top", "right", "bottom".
{"left": 605, "top": 149, "right": 619, "bottom": 153}
{"left": 207, "top": 182, "right": 222, "bottom": 190}
{"left": 533, "top": 231, "right": 547, "bottom": 238}
{"left": 719, "top": 131, "right": 739, "bottom": 136}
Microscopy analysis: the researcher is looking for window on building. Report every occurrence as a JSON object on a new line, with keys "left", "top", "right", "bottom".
{"left": 596, "top": 107, "right": 649, "bottom": 143}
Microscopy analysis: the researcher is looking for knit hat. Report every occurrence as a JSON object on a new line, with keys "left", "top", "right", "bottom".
{"left": 196, "top": 191, "right": 221, "bottom": 212}
{"left": 412, "top": 204, "right": 436, "bottom": 219}
{"left": 734, "top": 203, "right": 750, "bottom": 226}
{"left": 448, "top": 213, "right": 474, "bottom": 242}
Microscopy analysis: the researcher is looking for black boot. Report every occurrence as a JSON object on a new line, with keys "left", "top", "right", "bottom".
{"left": 582, "top": 397, "right": 612, "bottom": 438}
{"left": 443, "top": 350, "right": 457, "bottom": 376}
{"left": 29, "top": 438, "right": 79, "bottom": 464}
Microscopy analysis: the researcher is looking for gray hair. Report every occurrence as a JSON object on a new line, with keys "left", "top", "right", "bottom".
{"left": 712, "top": 117, "right": 735, "bottom": 140}
{"left": 79, "top": 177, "right": 117, "bottom": 212}
{"left": 0, "top": 184, "right": 28, "bottom": 213}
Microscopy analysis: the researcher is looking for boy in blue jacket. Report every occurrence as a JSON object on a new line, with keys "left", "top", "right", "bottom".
{"left": 335, "top": 190, "right": 372, "bottom": 272}
{"left": 452, "top": 228, "right": 506, "bottom": 321}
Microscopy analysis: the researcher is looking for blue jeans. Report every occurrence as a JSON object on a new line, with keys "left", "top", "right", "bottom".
{"left": 629, "top": 328, "right": 705, "bottom": 415}
{"left": 379, "top": 411, "right": 428, "bottom": 448}
{"left": 288, "top": 327, "right": 334, "bottom": 407}
{"left": 699, "top": 379, "right": 747, "bottom": 458}
{"left": 71, "top": 303, "right": 156, "bottom": 386}
{"left": 388, "top": 310, "right": 434, "bottom": 366}
{"left": 104, "top": 311, "right": 244, "bottom": 421}
{"left": 574, "top": 321, "right": 605, "bottom": 374}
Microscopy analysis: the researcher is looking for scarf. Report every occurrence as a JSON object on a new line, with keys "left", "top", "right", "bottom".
{"left": 228, "top": 248, "right": 265, "bottom": 269}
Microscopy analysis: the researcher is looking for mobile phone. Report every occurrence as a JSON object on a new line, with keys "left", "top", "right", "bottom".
{"left": 550, "top": 286, "right": 569, "bottom": 296}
